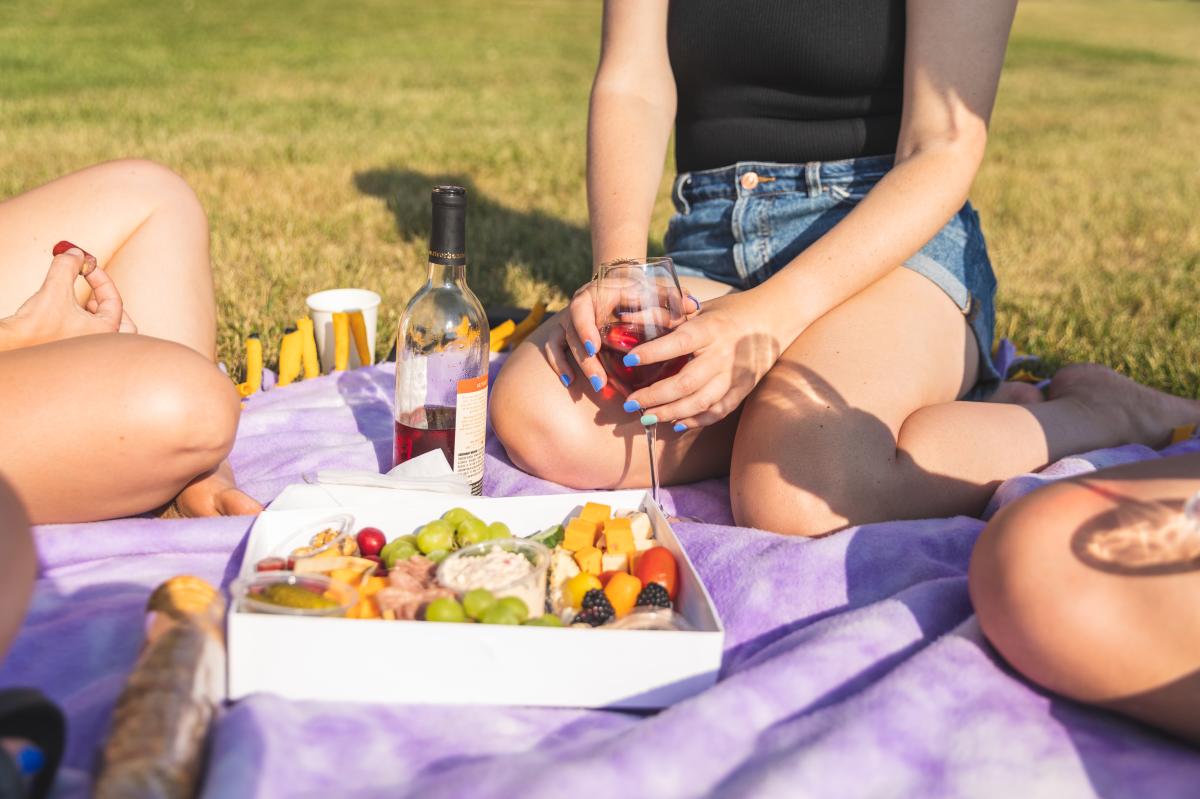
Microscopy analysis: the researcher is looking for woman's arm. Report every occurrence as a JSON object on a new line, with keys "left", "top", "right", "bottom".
{"left": 0, "top": 474, "right": 35, "bottom": 659}
{"left": 627, "top": 0, "right": 1018, "bottom": 428}
{"left": 545, "top": 0, "right": 678, "bottom": 384}
{"left": 587, "top": 0, "right": 675, "bottom": 266}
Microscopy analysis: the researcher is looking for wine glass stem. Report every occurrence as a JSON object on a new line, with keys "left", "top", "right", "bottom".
{"left": 645, "top": 424, "right": 659, "bottom": 505}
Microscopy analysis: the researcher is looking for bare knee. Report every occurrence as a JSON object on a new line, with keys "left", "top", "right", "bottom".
{"left": 492, "top": 343, "right": 635, "bottom": 489}
{"left": 135, "top": 340, "right": 239, "bottom": 474}
{"left": 731, "top": 470, "right": 845, "bottom": 537}
{"left": 102, "top": 158, "right": 208, "bottom": 231}
{"left": 969, "top": 484, "right": 1118, "bottom": 701}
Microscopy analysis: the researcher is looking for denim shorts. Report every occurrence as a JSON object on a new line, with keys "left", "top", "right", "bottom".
{"left": 664, "top": 155, "right": 1001, "bottom": 398}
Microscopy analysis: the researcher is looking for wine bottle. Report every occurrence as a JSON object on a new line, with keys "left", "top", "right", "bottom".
{"left": 393, "top": 186, "right": 490, "bottom": 494}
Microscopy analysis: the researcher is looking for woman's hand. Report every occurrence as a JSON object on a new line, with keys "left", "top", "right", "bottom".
{"left": 540, "top": 281, "right": 702, "bottom": 393}
{"left": 0, "top": 246, "right": 136, "bottom": 352}
{"left": 620, "top": 290, "right": 785, "bottom": 430}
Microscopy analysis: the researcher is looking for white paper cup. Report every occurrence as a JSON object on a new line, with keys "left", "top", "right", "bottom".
{"left": 305, "top": 289, "right": 381, "bottom": 373}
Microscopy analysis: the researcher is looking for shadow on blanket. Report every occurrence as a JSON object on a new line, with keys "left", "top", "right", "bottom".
{"left": 335, "top": 368, "right": 396, "bottom": 472}
{"left": 353, "top": 168, "right": 595, "bottom": 307}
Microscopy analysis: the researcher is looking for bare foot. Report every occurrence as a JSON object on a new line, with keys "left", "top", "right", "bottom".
{"left": 1047, "top": 364, "right": 1200, "bottom": 449}
{"left": 175, "top": 460, "right": 263, "bottom": 518}
{"left": 987, "top": 380, "right": 1045, "bottom": 405}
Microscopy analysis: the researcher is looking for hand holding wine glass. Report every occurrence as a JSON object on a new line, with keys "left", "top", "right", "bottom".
{"left": 592, "top": 257, "right": 692, "bottom": 502}
{"left": 613, "top": 288, "right": 785, "bottom": 431}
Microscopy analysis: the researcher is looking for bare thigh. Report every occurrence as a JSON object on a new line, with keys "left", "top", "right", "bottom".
{"left": 0, "top": 334, "right": 240, "bottom": 523}
{"left": 491, "top": 276, "right": 739, "bottom": 489}
{"left": 970, "top": 453, "right": 1200, "bottom": 743}
{"left": 732, "top": 266, "right": 979, "bottom": 534}
{"left": 0, "top": 159, "right": 215, "bottom": 356}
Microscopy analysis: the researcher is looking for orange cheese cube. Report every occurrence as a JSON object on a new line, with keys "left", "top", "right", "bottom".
{"left": 579, "top": 502, "right": 612, "bottom": 523}
{"left": 603, "top": 518, "right": 635, "bottom": 555}
{"left": 574, "top": 545, "right": 603, "bottom": 575}
{"left": 563, "top": 518, "right": 600, "bottom": 552}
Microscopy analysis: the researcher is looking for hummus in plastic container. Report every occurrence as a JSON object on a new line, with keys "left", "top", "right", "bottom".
{"left": 436, "top": 538, "right": 550, "bottom": 618}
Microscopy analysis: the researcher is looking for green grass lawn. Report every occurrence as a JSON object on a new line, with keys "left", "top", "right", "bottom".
{"left": 1, "top": 0, "right": 1198, "bottom": 394}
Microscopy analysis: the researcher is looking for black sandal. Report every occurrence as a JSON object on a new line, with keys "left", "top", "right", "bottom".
{"left": 0, "top": 689, "right": 64, "bottom": 799}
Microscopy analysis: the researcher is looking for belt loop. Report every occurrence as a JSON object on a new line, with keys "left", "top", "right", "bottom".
{"left": 805, "top": 162, "right": 821, "bottom": 198}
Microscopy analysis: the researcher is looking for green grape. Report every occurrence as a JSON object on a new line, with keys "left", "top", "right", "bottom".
{"left": 523, "top": 614, "right": 564, "bottom": 627}
{"left": 479, "top": 604, "right": 520, "bottom": 625}
{"left": 441, "top": 507, "right": 479, "bottom": 527}
{"left": 455, "top": 517, "right": 489, "bottom": 548}
{"left": 486, "top": 522, "right": 512, "bottom": 540}
{"left": 416, "top": 520, "right": 455, "bottom": 554}
{"left": 381, "top": 540, "right": 417, "bottom": 569}
{"left": 462, "top": 588, "right": 497, "bottom": 620}
{"left": 424, "top": 597, "right": 466, "bottom": 623}
{"left": 496, "top": 596, "right": 529, "bottom": 622}
{"left": 426, "top": 549, "right": 450, "bottom": 564}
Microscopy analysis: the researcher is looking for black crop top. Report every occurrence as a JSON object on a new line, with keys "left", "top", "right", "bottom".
{"left": 667, "top": 0, "right": 906, "bottom": 172}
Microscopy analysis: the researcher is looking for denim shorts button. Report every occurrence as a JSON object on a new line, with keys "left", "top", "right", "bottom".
{"left": 740, "top": 171, "right": 759, "bottom": 190}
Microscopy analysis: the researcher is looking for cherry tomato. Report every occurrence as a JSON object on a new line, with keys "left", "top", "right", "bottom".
{"left": 634, "top": 546, "right": 678, "bottom": 599}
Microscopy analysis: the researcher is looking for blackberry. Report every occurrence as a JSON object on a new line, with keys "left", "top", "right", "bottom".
{"left": 580, "top": 589, "right": 614, "bottom": 625}
{"left": 574, "top": 608, "right": 608, "bottom": 627}
{"left": 636, "top": 582, "right": 671, "bottom": 609}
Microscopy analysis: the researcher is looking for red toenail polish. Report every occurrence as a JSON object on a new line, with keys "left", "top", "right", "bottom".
{"left": 52, "top": 240, "right": 93, "bottom": 259}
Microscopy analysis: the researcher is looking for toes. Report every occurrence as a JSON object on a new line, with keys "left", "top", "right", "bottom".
{"left": 217, "top": 488, "right": 263, "bottom": 517}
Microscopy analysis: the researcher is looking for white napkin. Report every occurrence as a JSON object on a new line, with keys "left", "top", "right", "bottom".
{"left": 269, "top": 451, "right": 471, "bottom": 511}
{"left": 314, "top": 450, "right": 471, "bottom": 494}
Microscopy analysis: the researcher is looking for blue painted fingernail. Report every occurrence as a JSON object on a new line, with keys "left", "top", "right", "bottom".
{"left": 589, "top": 375, "right": 603, "bottom": 392}
{"left": 640, "top": 414, "right": 658, "bottom": 426}
{"left": 560, "top": 373, "right": 572, "bottom": 387}
{"left": 673, "top": 422, "right": 687, "bottom": 433}
{"left": 623, "top": 352, "right": 640, "bottom": 367}
{"left": 623, "top": 399, "right": 641, "bottom": 413}
{"left": 584, "top": 340, "right": 596, "bottom": 357}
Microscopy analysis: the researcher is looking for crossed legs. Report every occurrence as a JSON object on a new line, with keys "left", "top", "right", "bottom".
{"left": 0, "top": 160, "right": 257, "bottom": 522}
{"left": 494, "top": 266, "right": 1200, "bottom": 536}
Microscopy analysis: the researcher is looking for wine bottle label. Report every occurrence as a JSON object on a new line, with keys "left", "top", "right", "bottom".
{"left": 453, "top": 374, "right": 488, "bottom": 495}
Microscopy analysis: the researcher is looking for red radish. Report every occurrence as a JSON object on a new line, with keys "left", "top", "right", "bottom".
{"left": 255, "top": 557, "right": 287, "bottom": 572}
{"left": 356, "top": 527, "right": 387, "bottom": 557}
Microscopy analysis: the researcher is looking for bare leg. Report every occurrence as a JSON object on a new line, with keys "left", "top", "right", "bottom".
{"left": 0, "top": 160, "right": 259, "bottom": 517}
{"left": 970, "top": 453, "right": 1200, "bottom": 743}
{"left": 0, "top": 334, "right": 241, "bottom": 523}
{"left": 0, "top": 476, "right": 35, "bottom": 658}
{"left": 731, "top": 268, "right": 1200, "bottom": 536}
{"left": 492, "top": 276, "right": 740, "bottom": 488}
{"left": 0, "top": 159, "right": 215, "bottom": 355}
{"left": 495, "top": 267, "right": 1199, "bottom": 534}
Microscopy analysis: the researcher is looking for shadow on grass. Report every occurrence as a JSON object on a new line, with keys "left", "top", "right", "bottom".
{"left": 353, "top": 168, "right": 593, "bottom": 309}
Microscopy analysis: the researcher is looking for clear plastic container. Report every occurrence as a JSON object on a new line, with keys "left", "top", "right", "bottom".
{"left": 608, "top": 607, "right": 693, "bottom": 632}
{"left": 278, "top": 513, "right": 359, "bottom": 565}
{"left": 231, "top": 571, "right": 358, "bottom": 617}
{"left": 436, "top": 538, "right": 550, "bottom": 618}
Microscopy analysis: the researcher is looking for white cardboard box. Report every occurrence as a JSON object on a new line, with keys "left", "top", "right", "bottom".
{"left": 227, "top": 489, "right": 725, "bottom": 709}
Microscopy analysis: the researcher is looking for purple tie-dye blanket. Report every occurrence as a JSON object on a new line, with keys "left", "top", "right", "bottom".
{"left": 4, "top": 360, "right": 1200, "bottom": 797}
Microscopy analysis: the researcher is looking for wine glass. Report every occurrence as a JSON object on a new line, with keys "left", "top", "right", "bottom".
{"left": 593, "top": 257, "right": 690, "bottom": 505}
